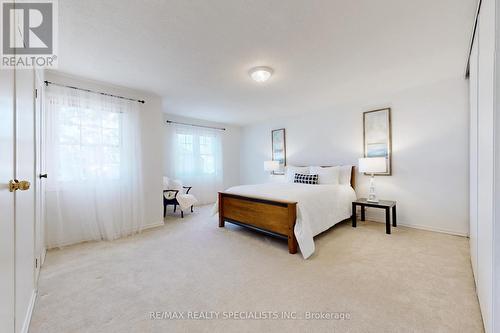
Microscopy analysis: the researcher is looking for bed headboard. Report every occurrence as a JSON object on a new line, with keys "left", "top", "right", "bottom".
{"left": 350, "top": 166, "right": 356, "bottom": 189}
{"left": 330, "top": 165, "right": 355, "bottom": 188}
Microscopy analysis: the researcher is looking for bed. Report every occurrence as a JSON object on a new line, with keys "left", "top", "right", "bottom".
{"left": 217, "top": 166, "right": 356, "bottom": 259}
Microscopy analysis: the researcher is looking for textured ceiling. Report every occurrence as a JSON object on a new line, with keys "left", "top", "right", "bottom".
{"left": 57, "top": 0, "right": 477, "bottom": 124}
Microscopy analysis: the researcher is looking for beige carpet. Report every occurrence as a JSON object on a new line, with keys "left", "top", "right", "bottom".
{"left": 30, "top": 205, "right": 483, "bottom": 333}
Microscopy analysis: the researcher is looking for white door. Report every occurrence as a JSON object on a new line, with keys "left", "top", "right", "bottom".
{"left": 0, "top": 68, "right": 36, "bottom": 333}
{"left": 14, "top": 67, "right": 36, "bottom": 333}
{"left": 0, "top": 69, "right": 16, "bottom": 333}
{"left": 34, "top": 74, "right": 46, "bottom": 281}
{"left": 0, "top": 67, "right": 36, "bottom": 333}
{"left": 1, "top": 1, "right": 37, "bottom": 331}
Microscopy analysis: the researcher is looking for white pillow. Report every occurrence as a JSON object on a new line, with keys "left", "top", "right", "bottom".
{"left": 285, "top": 166, "right": 309, "bottom": 183}
{"left": 163, "top": 177, "right": 170, "bottom": 190}
{"left": 169, "top": 179, "right": 183, "bottom": 190}
{"left": 309, "top": 166, "right": 340, "bottom": 185}
{"left": 339, "top": 165, "right": 353, "bottom": 185}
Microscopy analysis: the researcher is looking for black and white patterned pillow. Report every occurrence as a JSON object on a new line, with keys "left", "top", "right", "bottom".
{"left": 294, "top": 173, "right": 319, "bottom": 184}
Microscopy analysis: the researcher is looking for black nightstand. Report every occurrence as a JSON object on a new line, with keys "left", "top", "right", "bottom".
{"left": 352, "top": 198, "right": 397, "bottom": 234}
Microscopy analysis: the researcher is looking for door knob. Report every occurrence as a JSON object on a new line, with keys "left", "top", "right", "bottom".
{"left": 9, "top": 180, "right": 31, "bottom": 192}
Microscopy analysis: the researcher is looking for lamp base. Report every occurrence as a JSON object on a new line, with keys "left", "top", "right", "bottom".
{"left": 367, "top": 174, "right": 378, "bottom": 203}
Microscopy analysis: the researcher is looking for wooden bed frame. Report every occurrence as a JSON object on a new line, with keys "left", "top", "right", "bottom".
{"left": 218, "top": 166, "right": 356, "bottom": 254}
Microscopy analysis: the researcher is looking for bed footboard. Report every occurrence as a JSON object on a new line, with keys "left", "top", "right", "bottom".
{"left": 218, "top": 192, "right": 298, "bottom": 254}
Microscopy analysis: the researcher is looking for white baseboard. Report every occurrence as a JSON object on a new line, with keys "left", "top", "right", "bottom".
{"left": 41, "top": 247, "right": 47, "bottom": 265}
{"left": 21, "top": 289, "right": 37, "bottom": 333}
{"left": 47, "top": 220, "right": 166, "bottom": 249}
{"left": 359, "top": 213, "right": 468, "bottom": 237}
{"left": 141, "top": 221, "right": 164, "bottom": 231}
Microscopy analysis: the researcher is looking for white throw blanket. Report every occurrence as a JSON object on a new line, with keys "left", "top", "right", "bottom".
{"left": 163, "top": 178, "right": 198, "bottom": 211}
{"left": 213, "top": 183, "right": 356, "bottom": 259}
{"left": 176, "top": 194, "right": 197, "bottom": 211}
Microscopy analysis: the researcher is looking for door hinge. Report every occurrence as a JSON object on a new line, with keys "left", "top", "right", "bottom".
{"left": 35, "top": 88, "right": 38, "bottom": 99}
{"left": 35, "top": 258, "right": 38, "bottom": 268}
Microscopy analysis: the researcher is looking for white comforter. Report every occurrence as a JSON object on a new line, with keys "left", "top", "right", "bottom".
{"left": 214, "top": 183, "right": 356, "bottom": 259}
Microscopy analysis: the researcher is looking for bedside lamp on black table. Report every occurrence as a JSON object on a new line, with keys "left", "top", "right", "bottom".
{"left": 358, "top": 157, "right": 387, "bottom": 203}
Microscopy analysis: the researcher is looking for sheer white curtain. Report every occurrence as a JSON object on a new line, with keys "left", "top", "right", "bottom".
{"left": 168, "top": 124, "right": 223, "bottom": 205}
{"left": 44, "top": 85, "right": 145, "bottom": 248}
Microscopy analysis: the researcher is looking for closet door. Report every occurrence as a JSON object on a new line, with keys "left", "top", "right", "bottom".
{"left": 0, "top": 69, "right": 16, "bottom": 333}
{"left": 469, "top": 36, "right": 478, "bottom": 282}
{"left": 0, "top": 1, "right": 37, "bottom": 331}
{"left": 34, "top": 74, "right": 46, "bottom": 281}
{"left": 14, "top": 67, "right": 36, "bottom": 333}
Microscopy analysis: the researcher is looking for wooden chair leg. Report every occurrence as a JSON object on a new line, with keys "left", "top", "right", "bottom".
{"left": 181, "top": 210, "right": 184, "bottom": 218}
{"left": 163, "top": 203, "right": 166, "bottom": 218}
{"left": 173, "top": 204, "right": 176, "bottom": 212}
{"left": 191, "top": 205, "right": 193, "bottom": 213}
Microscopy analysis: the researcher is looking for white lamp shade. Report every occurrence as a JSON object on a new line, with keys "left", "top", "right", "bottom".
{"left": 358, "top": 157, "right": 387, "bottom": 173}
{"left": 264, "top": 160, "right": 280, "bottom": 172}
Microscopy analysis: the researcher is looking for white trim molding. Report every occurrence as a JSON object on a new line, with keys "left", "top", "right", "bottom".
{"left": 141, "top": 221, "right": 165, "bottom": 232}
{"left": 20, "top": 290, "right": 37, "bottom": 333}
{"left": 357, "top": 213, "right": 468, "bottom": 237}
{"left": 493, "top": 0, "right": 500, "bottom": 330}
{"left": 45, "top": 221, "right": 165, "bottom": 249}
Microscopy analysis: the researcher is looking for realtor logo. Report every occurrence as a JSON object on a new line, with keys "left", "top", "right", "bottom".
{"left": 1, "top": 0, "right": 58, "bottom": 68}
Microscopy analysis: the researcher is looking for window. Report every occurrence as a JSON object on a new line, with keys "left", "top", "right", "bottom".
{"left": 45, "top": 86, "right": 144, "bottom": 246}
{"left": 176, "top": 133, "right": 194, "bottom": 175}
{"left": 174, "top": 130, "right": 221, "bottom": 177}
{"left": 169, "top": 126, "right": 222, "bottom": 204}
{"left": 57, "top": 107, "right": 122, "bottom": 181}
{"left": 199, "top": 136, "right": 215, "bottom": 174}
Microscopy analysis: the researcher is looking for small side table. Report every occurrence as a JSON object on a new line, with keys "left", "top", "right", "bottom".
{"left": 352, "top": 198, "right": 397, "bottom": 234}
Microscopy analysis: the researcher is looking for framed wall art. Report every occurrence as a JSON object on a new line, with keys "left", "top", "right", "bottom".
{"left": 271, "top": 128, "right": 286, "bottom": 175}
{"left": 363, "top": 108, "right": 392, "bottom": 175}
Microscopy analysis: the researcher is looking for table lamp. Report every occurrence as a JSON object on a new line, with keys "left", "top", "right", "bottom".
{"left": 358, "top": 157, "right": 387, "bottom": 203}
{"left": 264, "top": 160, "right": 280, "bottom": 174}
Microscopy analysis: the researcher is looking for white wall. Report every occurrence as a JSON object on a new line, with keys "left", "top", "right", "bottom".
{"left": 162, "top": 113, "right": 241, "bottom": 194}
{"left": 493, "top": 1, "right": 499, "bottom": 331}
{"left": 44, "top": 71, "right": 164, "bottom": 229}
{"left": 240, "top": 77, "right": 469, "bottom": 236}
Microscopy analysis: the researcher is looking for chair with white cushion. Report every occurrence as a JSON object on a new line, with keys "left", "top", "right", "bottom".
{"left": 163, "top": 177, "right": 198, "bottom": 218}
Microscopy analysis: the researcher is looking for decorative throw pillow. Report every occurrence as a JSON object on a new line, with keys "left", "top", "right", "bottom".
{"left": 285, "top": 166, "right": 309, "bottom": 183}
{"left": 294, "top": 173, "right": 319, "bottom": 185}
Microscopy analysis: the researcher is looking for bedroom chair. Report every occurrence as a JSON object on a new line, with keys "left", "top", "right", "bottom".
{"left": 163, "top": 177, "right": 196, "bottom": 218}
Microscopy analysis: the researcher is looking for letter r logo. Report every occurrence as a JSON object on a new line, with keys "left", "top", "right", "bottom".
{"left": 2, "top": 1, "right": 54, "bottom": 55}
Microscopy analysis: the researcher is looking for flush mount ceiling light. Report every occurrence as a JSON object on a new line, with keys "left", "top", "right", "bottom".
{"left": 249, "top": 66, "right": 273, "bottom": 83}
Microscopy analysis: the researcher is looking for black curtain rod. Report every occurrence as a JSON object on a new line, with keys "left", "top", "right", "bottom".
{"left": 166, "top": 120, "right": 226, "bottom": 131}
{"left": 44, "top": 80, "right": 145, "bottom": 104}
{"left": 464, "top": 0, "right": 482, "bottom": 78}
